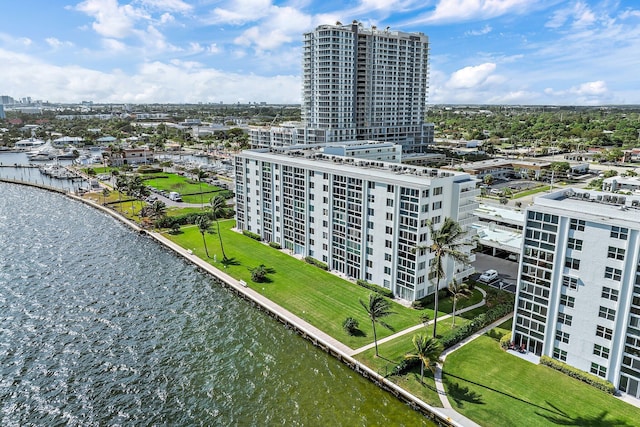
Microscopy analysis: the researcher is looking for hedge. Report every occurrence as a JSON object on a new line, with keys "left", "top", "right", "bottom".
{"left": 356, "top": 279, "right": 394, "bottom": 299}
{"left": 304, "top": 256, "right": 329, "bottom": 270}
{"left": 540, "top": 355, "right": 616, "bottom": 394}
{"left": 242, "top": 230, "right": 262, "bottom": 241}
{"left": 390, "top": 357, "right": 421, "bottom": 377}
{"left": 440, "top": 302, "right": 513, "bottom": 350}
{"left": 268, "top": 241, "right": 281, "bottom": 249}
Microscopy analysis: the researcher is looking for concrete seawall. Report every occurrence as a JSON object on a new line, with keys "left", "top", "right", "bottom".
{"left": 2, "top": 178, "right": 469, "bottom": 427}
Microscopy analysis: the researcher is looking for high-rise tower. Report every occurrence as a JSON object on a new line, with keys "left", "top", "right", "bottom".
{"left": 250, "top": 21, "right": 434, "bottom": 153}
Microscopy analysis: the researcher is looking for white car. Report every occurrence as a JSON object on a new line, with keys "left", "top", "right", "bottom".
{"left": 479, "top": 269, "right": 499, "bottom": 283}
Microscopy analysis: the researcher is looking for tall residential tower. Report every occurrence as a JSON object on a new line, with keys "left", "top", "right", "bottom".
{"left": 250, "top": 21, "right": 434, "bottom": 153}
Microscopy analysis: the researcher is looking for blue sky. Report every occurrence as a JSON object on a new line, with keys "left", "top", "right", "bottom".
{"left": 1, "top": 0, "right": 639, "bottom": 105}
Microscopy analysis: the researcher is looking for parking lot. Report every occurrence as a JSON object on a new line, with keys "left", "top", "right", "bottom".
{"left": 472, "top": 252, "right": 519, "bottom": 293}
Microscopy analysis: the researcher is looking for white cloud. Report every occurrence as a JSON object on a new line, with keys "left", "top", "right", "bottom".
{"left": 0, "top": 47, "right": 301, "bottom": 104}
{"left": 205, "top": 0, "right": 272, "bottom": 25}
{"left": 101, "top": 38, "right": 127, "bottom": 52}
{"left": 75, "top": 0, "right": 144, "bottom": 38}
{"left": 546, "top": 1, "right": 596, "bottom": 29}
{"left": 544, "top": 80, "right": 611, "bottom": 105}
{"left": 138, "top": 0, "right": 193, "bottom": 13}
{"left": 446, "top": 63, "right": 497, "bottom": 89}
{"left": 234, "top": 6, "right": 312, "bottom": 52}
{"left": 465, "top": 25, "right": 492, "bottom": 36}
{"left": 411, "top": 0, "right": 536, "bottom": 24}
{"left": 45, "top": 38, "right": 74, "bottom": 49}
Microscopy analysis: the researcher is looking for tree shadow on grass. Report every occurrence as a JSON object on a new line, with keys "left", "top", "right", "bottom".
{"left": 220, "top": 257, "right": 240, "bottom": 267}
{"left": 442, "top": 372, "right": 566, "bottom": 417}
{"left": 536, "top": 409, "right": 633, "bottom": 426}
{"left": 444, "top": 377, "right": 485, "bottom": 407}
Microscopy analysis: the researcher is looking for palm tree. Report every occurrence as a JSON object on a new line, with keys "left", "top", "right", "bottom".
{"left": 196, "top": 215, "right": 211, "bottom": 258}
{"left": 415, "top": 217, "right": 470, "bottom": 338}
{"left": 210, "top": 195, "right": 228, "bottom": 261}
{"left": 448, "top": 279, "right": 473, "bottom": 327}
{"left": 197, "top": 170, "right": 208, "bottom": 208}
{"left": 359, "top": 293, "right": 395, "bottom": 357}
{"left": 405, "top": 334, "right": 442, "bottom": 384}
{"left": 101, "top": 187, "right": 110, "bottom": 205}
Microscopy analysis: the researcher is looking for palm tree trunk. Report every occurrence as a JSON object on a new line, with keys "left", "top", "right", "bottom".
{"left": 201, "top": 233, "right": 209, "bottom": 257}
{"left": 215, "top": 219, "right": 228, "bottom": 261}
{"left": 452, "top": 298, "right": 457, "bottom": 326}
{"left": 372, "top": 319, "right": 379, "bottom": 357}
{"left": 420, "top": 361, "right": 424, "bottom": 384}
{"left": 433, "top": 276, "right": 441, "bottom": 338}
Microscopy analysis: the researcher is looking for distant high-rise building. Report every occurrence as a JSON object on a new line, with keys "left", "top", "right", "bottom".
{"left": 512, "top": 188, "right": 640, "bottom": 398}
{"left": 250, "top": 21, "right": 434, "bottom": 153}
{"left": 0, "top": 104, "right": 5, "bottom": 119}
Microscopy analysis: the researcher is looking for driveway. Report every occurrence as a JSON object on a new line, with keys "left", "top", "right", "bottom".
{"left": 473, "top": 253, "right": 519, "bottom": 293}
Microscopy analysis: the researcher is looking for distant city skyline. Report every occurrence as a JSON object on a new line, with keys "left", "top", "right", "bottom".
{"left": 1, "top": 1, "right": 639, "bottom": 106}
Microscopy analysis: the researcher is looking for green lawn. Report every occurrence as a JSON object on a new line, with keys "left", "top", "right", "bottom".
{"left": 143, "top": 173, "right": 225, "bottom": 203}
{"left": 166, "top": 221, "right": 427, "bottom": 349}
{"left": 512, "top": 185, "right": 552, "bottom": 199}
{"left": 353, "top": 317, "right": 472, "bottom": 408}
{"left": 443, "top": 334, "right": 640, "bottom": 426}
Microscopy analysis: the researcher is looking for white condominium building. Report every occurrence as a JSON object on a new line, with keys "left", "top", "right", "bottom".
{"left": 234, "top": 148, "right": 478, "bottom": 301}
{"left": 250, "top": 21, "right": 434, "bottom": 152}
{"left": 512, "top": 189, "right": 640, "bottom": 398}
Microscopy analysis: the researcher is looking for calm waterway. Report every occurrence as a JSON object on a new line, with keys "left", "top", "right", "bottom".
{"left": 0, "top": 182, "right": 433, "bottom": 426}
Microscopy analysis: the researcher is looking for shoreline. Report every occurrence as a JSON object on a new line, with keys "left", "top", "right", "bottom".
{"left": 1, "top": 177, "right": 474, "bottom": 427}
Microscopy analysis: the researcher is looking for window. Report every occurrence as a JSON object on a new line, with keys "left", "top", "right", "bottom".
{"left": 385, "top": 226, "right": 393, "bottom": 234}
{"left": 560, "top": 294, "right": 575, "bottom": 308}
{"left": 596, "top": 325, "right": 613, "bottom": 340}
{"left": 384, "top": 253, "right": 392, "bottom": 261}
{"left": 593, "top": 344, "right": 610, "bottom": 359}
{"left": 567, "top": 238, "right": 582, "bottom": 251}
{"left": 432, "top": 216, "right": 441, "bottom": 224}
{"left": 569, "top": 218, "right": 585, "bottom": 231}
{"left": 385, "top": 240, "right": 392, "bottom": 248}
{"left": 433, "top": 187, "right": 443, "bottom": 196}
{"left": 386, "top": 212, "right": 393, "bottom": 221}
{"left": 558, "top": 313, "right": 573, "bottom": 326}
{"left": 607, "top": 246, "right": 625, "bottom": 260}
{"left": 598, "top": 306, "right": 616, "bottom": 321}
{"left": 556, "top": 330, "right": 570, "bottom": 343}
{"left": 601, "top": 287, "right": 619, "bottom": 301}
{"left": 604, "top": 267, "right": 622, "bottom": 281}
{"left": 565, "top": 257, "right": 580, "bottom": 270}
{"left": 367, "top": 221, "right": 374, "bottom": 229}
{"left": 386, "top": 198, "right": 394, "bottom": 207}
{"left": 610, "top": 226, "right": 628, "bottom": 240}
{"left": 384, "top": 266, "right": 391, "bottom": 274}
{"left": 590, "top": 363, "right": 607, "bottom": 378}
{"left": 562, "top": 276, "right": 579, "bottom": 290}
{"left": 432, "top": 201, "right": 442, "bottom": 210}
{"left": 553, "top": 348, "right": 567, "bottom": 361}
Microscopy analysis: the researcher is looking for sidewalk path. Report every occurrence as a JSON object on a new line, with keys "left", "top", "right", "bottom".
{"left": 349, "top": 288, "right": 487, "bottom": 356}
{"left": 434, "top": 313, "right": 514, "bottom": 409}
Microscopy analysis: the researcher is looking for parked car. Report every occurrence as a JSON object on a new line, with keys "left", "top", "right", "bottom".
{"left": 479, "top": 269, "right": 499, "bottom": 283}
{"left": 168, "top": 192, "right": 182, "bottom": 202}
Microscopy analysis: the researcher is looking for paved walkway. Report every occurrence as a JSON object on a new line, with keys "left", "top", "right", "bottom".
{"left": 350, "top": 288, "right": 488, "bottom": 356}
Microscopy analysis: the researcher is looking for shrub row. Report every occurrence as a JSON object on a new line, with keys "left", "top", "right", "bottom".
{"left": 304, "top": 256, "right": 329, "bottom": 270}
{"left": 242, "top": 230, "right": 262, "bottom": 241}
{"left": 268, "top": 242, "right": 281, "bottom": 249}
{"left": 390, "top": 357, "right": 420, "bottom": 377}
{"left": 540, "top": 355, "right": 616, "bottom": 394}
{"left": 355, "top": 279, "right": 394, "bottom": 299}
{"left": 440, "top": 302, "right": 513, "bottom": 350}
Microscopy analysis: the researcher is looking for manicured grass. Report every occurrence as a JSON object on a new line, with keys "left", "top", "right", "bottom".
{"left": 166, "top": 221, "right": 425, "bottom": 349}
{"left": 142, "top": 173, "right": 226, "bottom": 203}
{"left": 443, "top": 334, "right": 640, "bottom": 426}
{"left": 512, "top": 185, "right": 552, "bottom": 199}
{"left": 353, "top": 318, "right": 472, "bottom": 408}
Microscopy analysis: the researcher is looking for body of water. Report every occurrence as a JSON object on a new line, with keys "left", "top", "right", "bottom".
{"left": 0, "top": 182, "right": 433, "bottom": 426}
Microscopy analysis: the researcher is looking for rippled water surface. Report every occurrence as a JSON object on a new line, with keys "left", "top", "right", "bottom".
{"left": 0, "top": 183, "right": 432, "bottom": 426}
